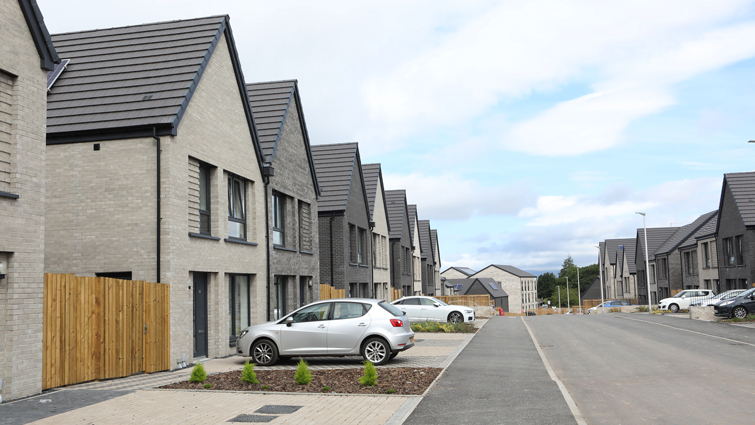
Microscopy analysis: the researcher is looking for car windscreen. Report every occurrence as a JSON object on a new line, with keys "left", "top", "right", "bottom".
{"left": 379, "top": 301, "right": 404, "bottom": 317}
{"left": 430, "top": 297, "right": 448, "bottom": 306}
{"left": 737, "top": 288, "right": 755, "bottom": 298}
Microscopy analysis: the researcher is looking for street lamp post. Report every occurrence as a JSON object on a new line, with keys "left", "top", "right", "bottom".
{"left": 566, "top": 276, "right": 569, "bottom": 311}
{"left": 637, "top": 212, "right": 652, "bottom": 313}
{"left": 558, "top": 286, "right": 561, "bottom": 311}
{"left": 596, "top": 246, "right": 605, "bottom": 313}
{"left": 577, "top": 267, "right": 581, "bottom": 314}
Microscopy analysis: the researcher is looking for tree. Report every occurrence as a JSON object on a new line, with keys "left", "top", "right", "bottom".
{"left": 542, "top": 255, "right": 600, "bottom": 307}
{"left": 537, "top": 272, "right": 557, "bottom": 299}
{"left": 559, "top": 255, "right": 575, "bottom": 278}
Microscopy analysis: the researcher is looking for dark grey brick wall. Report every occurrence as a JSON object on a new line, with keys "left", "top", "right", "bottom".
{"left": 679, "top": 246, "right": 700, "bottom": 289}
{"left": 717, "top": 183, "right": 753, "bottom": 290}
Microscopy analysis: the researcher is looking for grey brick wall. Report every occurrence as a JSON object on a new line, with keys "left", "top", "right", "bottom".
{"left": 717, "top": 183, "right": 753, "bottom": 289}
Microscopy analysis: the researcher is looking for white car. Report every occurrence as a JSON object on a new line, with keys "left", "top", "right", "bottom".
{"left": 391, "top": 296, "right": 475, "bottom": 324}
{"left": 659, "top": 289, "right": 715, "bottom": 313}
{"left": 690, "top": 290, "right": 746, "bottom": 307}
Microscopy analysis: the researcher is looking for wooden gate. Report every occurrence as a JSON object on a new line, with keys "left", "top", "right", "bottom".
{"left": 42, "top": 274, "right": 170, "bottom": 389}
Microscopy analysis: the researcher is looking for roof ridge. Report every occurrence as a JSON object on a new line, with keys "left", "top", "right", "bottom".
{"left": 51, "top": 15, "right": 228, "bottom": 37}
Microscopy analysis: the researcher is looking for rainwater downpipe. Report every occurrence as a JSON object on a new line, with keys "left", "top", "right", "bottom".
{"left": 329, "top": 215, "right": 335, "bottom": 288}
{"left": 153, "top": 128, "right": 161, "bottom": 283}
{"left": 264, "top": 182, "right": 270, "bottom": 321}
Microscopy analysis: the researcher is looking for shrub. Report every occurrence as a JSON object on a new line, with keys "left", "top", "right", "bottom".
{"left": 203, "top": 383, "right": 211, "bottom": 389}
{"left": 387, "top": 389, "right": 396, "bottom": 394}
{"left": 241, "top": 360, "right": 259, "bottom": 384}
{"left": 294, "top": 358, "right": 312, "bottom": 385}
{"left": 189, "top": 363, "right": 207, "bottom": 383}
{"left": 322, "top": 386, "right": 331, "bottom": 392}
{"left": 261, "top": 385, "right": 270, "bottom": 390}
{"left": 359, "top": 361, "right": 378, "bottom": 386}
{"left": 410, "top": 321, "right": 475, "bottom": 333}
{"left": 610, "top": 308, "right": 621, "bottom": 313}
{"left": 637, "top": 306, "right": 649, "bottom": 312}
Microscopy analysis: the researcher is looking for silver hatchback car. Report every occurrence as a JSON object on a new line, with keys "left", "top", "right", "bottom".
{"left": 236, "top": 298, "right": 415, "bottom": 366}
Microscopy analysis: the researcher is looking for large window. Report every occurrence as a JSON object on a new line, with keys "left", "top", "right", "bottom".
{"left": 229, "top": 275, "right": 250, "bottom": 346}
{"left": 199, "top": 163, "right": 211, "bottom": 235}
{"left": 660, "top": 258, "right": 668, "bottom": 279}
{"left": 274, "top": 276, "right": 287, "bottom": 320}
{"left": 227, "top": 175, "right": 246, "bottom": 239}
{"left": 735, "top": 235, "right": 745, "bottom": 266}
{"left": 357, "top": 228, "right": 366, "bottom": 264}
{"left": 684, "top": 252, "right": 694, "bottom": 276}
{"left": 702, "top": 242, "right": 710, "bottom": 269}
{"left": 724, "top": 237, "right": 735, "bottom": 266}
{"left": 273, "top": 193, "right": 285, "bottom": 246}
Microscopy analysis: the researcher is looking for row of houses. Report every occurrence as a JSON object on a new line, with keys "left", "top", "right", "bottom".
{"left": 440, "top": 264, "right": 538, "bottom": 313}
{"left": 588, "top": 172, "right": 755, "bottom": 305}
{"left": 0, "top": 2, "right": 443, "bottom": 401}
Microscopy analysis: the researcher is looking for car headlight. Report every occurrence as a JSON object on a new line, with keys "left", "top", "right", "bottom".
{"left": 238, "top": 329, "right": 249, "bottom": 340}
{"left": 720, "top": 301, "right": 735, "bottom": 306}
{"left": 465, "top": 309, "right": 473, "bottom": 314}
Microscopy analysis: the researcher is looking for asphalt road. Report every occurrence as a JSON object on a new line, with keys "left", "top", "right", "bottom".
{"left": 525, "top": 313, "right": 755, "bottom": 425}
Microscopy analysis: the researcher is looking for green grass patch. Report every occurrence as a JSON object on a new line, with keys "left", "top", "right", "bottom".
{"left": 410, "top": 321, "right": 475, "bottom": 333}
{"left": 724, "top": 314, "right": 755, "bottom": 322}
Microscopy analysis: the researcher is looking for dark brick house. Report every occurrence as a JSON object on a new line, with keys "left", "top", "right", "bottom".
{"left": 386, "top": 190, "right": 414, "bottom": 296}
{"left": 635, "top": 227, "right": 679, "bottom": 305}
{"left": 419, "top": 219, "right": 435, "bottom": 296}
{"left": 247, "top": 80, "right": 321, "bottom": 319}
{"left": 716, "top": 172, "right": 755, "bottom": 291}
{"left": 311, "top": 143, "right": 372, "bottom": 297}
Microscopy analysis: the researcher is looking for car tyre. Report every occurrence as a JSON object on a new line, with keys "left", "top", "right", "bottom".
{"left": 448, "top": 312, "right": 463, "bottom": 324}
{"left": 733, "top": 306, "right": 748, "bottom": 319}
{"left": 362, "top": 337, "right": 390, "bottom": 365}
{"left": 389, "top": 352, "right": 399, "bottom": 360}
{"left": 251, "top": 339, "right": 278, "bottom": 366}
{"left": 669, "top": 304, "right": 679, "bottom": 313}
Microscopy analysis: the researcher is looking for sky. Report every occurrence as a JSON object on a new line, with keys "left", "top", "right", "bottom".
{"left": 37, "top": 0, "right": 755, "bottom": 276}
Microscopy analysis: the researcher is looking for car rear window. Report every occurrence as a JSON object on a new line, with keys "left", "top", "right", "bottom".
{"left": 379, "top": 301, "right": 404, "bottom": 317}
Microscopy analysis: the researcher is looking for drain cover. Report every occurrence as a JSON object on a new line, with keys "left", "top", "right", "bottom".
{"left": 255, "top": 405, "right": 303, "bottom": 414}
{"left": 229, "top": 414, "right": 278, "bottom": 423}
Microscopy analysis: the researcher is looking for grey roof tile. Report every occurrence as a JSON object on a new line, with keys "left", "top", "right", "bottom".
{"left": 722, "top": 172, "right": 755, "bottom": 227}
{"left": 483, "top": 265, "right": 536, "bottom": 278}
{"left": 362, "top": 164, "right": 380, "bottom": 218}
{"left": 623, "top": 241, "right": 637, "bottom": 274}
{"left": 654, "top": 210, "right": 717, "bottom": 255}
{"left": 418, "top": 220, "right": 432, "bottom": 261}
{"left": 407, "top": 205, "right": 419, "bottom": 249}
{"left": 443, "top": 267, "right": 476, "bottom": 276}
{"left": 385, "top": 190, "right": 408, "bottom": 239}
{"left": 445, "top": 278, "right": 508, "bottom": 298}
{"left": 431, "top": 229, "right": 440, "bottom": 268}
{"left": 635, "top": 227, "right": 679, "bottom": 263}
{"left": 603, "top": 239, "right": 635, "bottom": 265}
{"left": 311, "top": 143, "right": 358, "bottom": 213}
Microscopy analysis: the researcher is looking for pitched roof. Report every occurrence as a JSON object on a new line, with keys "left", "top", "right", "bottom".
{"left": 486, "top": 265, "right": 536, "bottom": 278}
{"left": 47, "top": 14, "right": 263, "bottom": 174}
{"left": 418, "top": 220, "right": 432, "bottom": 261}
{"left": 19, "top": 0, "right": 60, "bottom": 70}
{"left": 623, "top": 240, "right": 637, "bottom": 274}
{"left": 407, "top": 205, "right": 419, "bottom": 249}
{"left": 654, "top": 211, "right": 717, "bottom": 256}
{"left": 719, "top": 172, "right": 755, "bottom": 229}
{"left": 431, "top": 229, "right": 441, "bottom": 268}
{"left": 694, "top": 212, "right": 718, "bottom": 241}
{"left": 311, "top": 142, "right": 369, "bottom": 213}
{"left": 444, "top": 278, "right": 508, "bottom": 298}
{"left": 385, "top": 190, "right": 408, "bottom": 240}
{"left": 361, "top": 163, "right": 389, "bottom": 231}
{"left": 442, "top": 267, "right": 476, "bottom": 276}
{"left": 635, "top": 227, "right": 679, "bottom": 264}
{"left": 581, "top": 277, "right": 603, "bottom": 300}
{"left": 604, "top": 239, "right": 635, "bottom": 265}
{"left": 246, "top": 80, "right": 320, "bottom": 197}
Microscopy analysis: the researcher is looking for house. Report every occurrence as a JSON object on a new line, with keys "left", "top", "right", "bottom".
{"left": 431, "top": 229, "right": 442, "bottom": 294}
{"left": 441, "top": 267, "right": 477, "bottom": 279}
{"left": 678, "top": 211, "right": 719, "bottom": 291}
{"left": 362, "top": 163, "right": 391, "bottom": 300}
{"left": 385, "top": 190, "right": 414, "bottom": 296}
{"left": 581, "top": 277, "right": 604, "bottom": 302}
{"left": 311, "top": 143, "right": 373, "bottom": 297}
{"left": 444, "top": 278, "right": 509, "bottom": 310}
{"left": 616, "top": 240, "right": 637, "bottom": 300}
{"left": 635, "top": 227, "right": 679, "bottom": 305}
{"left": 246, "top": 80, "right": 321, "bottom": 319}
{"left": 600, "top": 239, "right": 634, "bottom": 299}
{"left": 692, "top": 212, "right": 719, "bottom": 292}
{"left": 418, "top": 220, "right": 435, "bottom": 296}
{"left": 44, "top": 16, "right": 268, "bottom": 363}
{"left": 407, "top": 204, "right": 422, "bottom": 294}
{"left": 471, "top": 265, "right": 537, "bottom": 313}
{"left": 653, "top": 211, "right": 717, "bottom": 299}
{"left": 716, "top": 172, "right": 755, "bottom": 291}
{"left": 0, "top": 0, "right": 60, "bottom": 401}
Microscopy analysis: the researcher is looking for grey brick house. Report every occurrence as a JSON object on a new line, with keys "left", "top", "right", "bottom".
{"left": 362, "top": 163, "right": 391, "bottom": 299}
{"left": 431, "top": 228, "right": 442, "bottom": 294}
{"left": 246, "top": 80, "right": 320, "bottom": 320}
{"left": 311, "top": 143, "right": 373, "bottom": 296}
{"left": 688, "top": 212, "right": 719, "bottom": 292}
{"left": 653, "top": 211, "right": 717, "bottom": 299}
{"left": 635, "top": 227, "right": 678, "bottom": 305}
{"left": 600, "top": 239, "right": 634, "bottom": 299}
{"left": 386, "top": 190, "right": 414, "bottom": 295}
{"left": 44, "top": 16, "right": 268, "bottom": 364}
{"left": 679, "top": 211, "right": 718, "bottom": 291}
{"left": 0, "top": 0, "right": 59, "bottom": 401}
{"left": 407, "top": 204, "right": 422, "bottom": 294}
{"left": 444, "top": 278, "right": 508, "bottom": 310}
{"left": 716, "top": 172, "right": 755, "bottom": 291}
{"left": 616, "top": 240, "right": 637, "bottom": 300}
{"left": 418, "top": 219, "right": 435, "bottom": 296}
{"left": 471, "top": 265, "right": 537, "bottom": 313}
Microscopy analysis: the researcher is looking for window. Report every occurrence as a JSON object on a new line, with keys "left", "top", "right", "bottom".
{"left": 685, "top": 252, "right": 693, "bottom": 276}
{"left": 660, "top": 258, "right": 668, "bottom": 279}
{"left": 274, "top": 276, "right": 286, "bottom": 320}
{"left": 298, "top": 201, "right": 312, "bottom": 252}
{"left": 724, "top": 237, "right": 735, "bottom": 266}
{"left": 349, "top": 224, "right": 357, "bottom": 263}
{"left": 227, "top": 175, "right": 246, "bottom": 239}
{"left": 739, "top": 279, "right": 748, "bottom": 289}
{"left": 0, "top": 72, "right": 13, "bottom": 194}
{"left": 199, "top": 163, "right": 211, "bottom": 235}
{"left": 357, "top": 228, "right": 365, "bottom": 264}
{"left": 272, "top": 193, "right": 285, "bottom": 246}
{"left": 650, "top": 264, "right": 655, "bottom": 283}
{"left": 229, "top": 275, "right": 250, "bottom": 346}
{"left": 372, "top": 234, "right": 377, "bottom": 267}
{"left": 291, "top": 302, "right": 330, "bottom": 322}
{"left": 735, "top": 235, "right": 745, "bottom": 266}
{"left": 703, "top": 279, "right": 711, "bottom": 290}
{"left": 404, "top": 247, "right": 411, "bottom": 275}
{"left": 702, "top": 242, "right": 710, "bottom": 269}
{"left": 333, "top": 302, "right": 368, "bottom": 320}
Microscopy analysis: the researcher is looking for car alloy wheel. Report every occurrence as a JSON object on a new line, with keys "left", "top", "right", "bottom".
{"left": 362, "top": 337, "right": 389, "bottom": 365}
{"left": 252, "top": 339, "right": 278, "bottom": 366}
{"left": 669, "top": 304, "right": 679, "bottom": 313}
{"left": 733, "top": 306, "right": 748, "bottom": 319}
{"left": 448, "top": 312, "right": 463, "bottom": 324}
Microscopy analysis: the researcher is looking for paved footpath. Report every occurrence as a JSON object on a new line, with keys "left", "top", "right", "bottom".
{"left": 405, "top": 316, "right": 577, "bottom": 425}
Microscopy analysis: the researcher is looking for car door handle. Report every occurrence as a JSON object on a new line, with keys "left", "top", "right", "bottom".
{"left": 318, "top": 324, "right": 326, "bottom": 328}
{"left": 358, "top": 323, "right": 367, "bottom": 327}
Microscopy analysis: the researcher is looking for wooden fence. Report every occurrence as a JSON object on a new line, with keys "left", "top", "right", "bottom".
{"left": 319, "top": 284, "right": 346, "bottom": 300}
{"left": 582, "top": 298, "right": 639, "bottom": 310}
{"left": 436, "top": 295, "right": 491, "bottom": 307}
{"left": 43, "top": 274, "right": 170, "bottom": 390}
{"left": 392, "top": 289, "right": 402, "bottom": 302}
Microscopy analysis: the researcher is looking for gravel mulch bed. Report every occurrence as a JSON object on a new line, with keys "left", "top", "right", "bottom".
{"left": 159, "top": 367, "right": 442, "bottom": 395}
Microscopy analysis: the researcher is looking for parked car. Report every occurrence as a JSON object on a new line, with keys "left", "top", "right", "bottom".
{"left": 236, "top": 299, "right": 414, "bottom": 366}
{"left": 690, "top": 290, "right": 746, "bottom": 307}
{"left": 714, "top": 288, "right": 755, "bottom": 319}
{"left": 658, "top": 289, "right": 715, "bottom": 313}
{"left": 391, "top": 296, "right": 475, "bottom": 324}
{"left": 586, "top": 300, "right": 631, "bottom": 314}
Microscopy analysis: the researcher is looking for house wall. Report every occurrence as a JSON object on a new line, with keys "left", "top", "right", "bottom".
{"left": 0, "top": 0, "right": 50, "bottom": 401}
{"left": 411, "top": 217, "right": 422, "bottom": 294}
{"left": 679, "top": 246, "right": 700, "bottom": 290}
{"left": 46, "top": 34, "right": 267, "bottom": 366}
{"left": 432, "top": 237, "right": 441, "bottom": 294}
{"left": 717, "top": 184, "right": 754, "bottom": 290}
{"left": 619, "top": 253, "right": 636, "bottom": 300}
{"left": 340, "top": 162, "right": 372, "bottom": 294}
{"left": 471, "top": 266, "right": 537, "bottom": 313}
{"left": 318, "top": 214, "right": 345, "bottom": 287}
{"left": 267, "top": 96, "right": 320, "bottom": 317}
{"left": 697, "top": 236, "right": 719, "bottom": 291}
{"left": 371, "top": 178, "right": 390, "bottom": 298}
{"left": 389, "top": 225, "right": 413, "bottom": 294}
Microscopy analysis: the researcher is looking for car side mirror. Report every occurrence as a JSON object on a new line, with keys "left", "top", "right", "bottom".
{"left": 402, "top": 311, "right": 406, "bottom": 315}
{"left": 433, "top": 303, "right": 441, "bottom": 307}
{"left": 285, "top": 317, "right": 293, "bottom": 327}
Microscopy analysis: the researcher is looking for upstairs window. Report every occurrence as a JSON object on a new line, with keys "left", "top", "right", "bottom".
{"left": 357, "top": 228, "right": 366, "bottom": 264}
{"left": 702, "top": 242, "right": 710, "bottom": 269}
{"left": 273, "top": 193, "right": 285, "bottom": 246}
{"left": 227, "top": 175, "right": 246, "bottom": 239}
{"left": 735, "top": 235, "right": 745, "bottom": 266}
{"left": 199, "top": 163, "right": 211, "bottom": 235}
{"left": 723, "top": 237, "right": 735, "bottom": 266}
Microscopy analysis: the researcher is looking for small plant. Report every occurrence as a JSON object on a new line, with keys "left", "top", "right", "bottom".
{"left": 241, "top": 360, "right": 260, "bottom": 384}
{"left": 294, "top": 358, "right": 312, "bottom": 385}
{"left": 261, "top": 385, "right": 270, "bottom": 390}
{"left": 725, "top": 314, "right": 755, "bottom": 322}
{"left": 387, "top": 389, "right": 396, "bottom": 394}
{"left": 610, "top": 308, "right": 621, "bottom": 313}
{"left": 204, "top": 383, "right": 211, "bottom": 389}
{"left": 189, "top": 363, "right": 207, "bottom": 383}
{"left": 322, "top": 386, "right": 331, "bottom": 392}
{"left": 637, "top": 306, "right": 649, "bottom": 312}
{"left": 359, "top": 361, "right": 378, "bottom": 386}
{"left": 410, "top": 321, "right": 475, "bottom": 333}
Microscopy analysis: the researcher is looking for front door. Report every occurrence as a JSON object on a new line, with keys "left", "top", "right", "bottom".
{"left": 193, "top": 273, "right": 208, "bottom": 358}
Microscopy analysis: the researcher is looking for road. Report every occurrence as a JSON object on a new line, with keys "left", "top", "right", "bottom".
{"left": 525, "top": 313, "right": 755, "bottom": 425}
